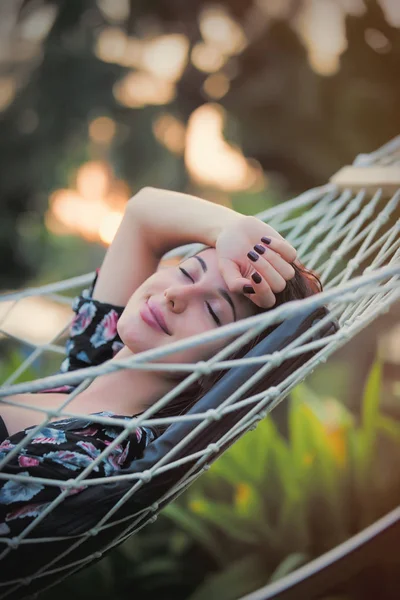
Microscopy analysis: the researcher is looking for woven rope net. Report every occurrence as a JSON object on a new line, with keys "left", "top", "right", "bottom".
{"left": 0, "top": 136, "right": 399, "bottom": 598}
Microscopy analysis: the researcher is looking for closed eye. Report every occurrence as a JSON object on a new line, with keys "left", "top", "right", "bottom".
{"left": 178, "top": 267, "right": 221, "bottom": 327}
{"left": 179, "top": 266, "right": 194, "bottom": 284}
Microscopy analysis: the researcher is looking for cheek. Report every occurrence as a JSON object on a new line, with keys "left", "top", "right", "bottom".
{"left": 116, "top": 308, "right": 136, "bottom": 348}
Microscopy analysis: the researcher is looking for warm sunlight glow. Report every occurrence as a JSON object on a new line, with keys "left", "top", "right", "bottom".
{"left": 95, "top": 27, "right": 127, "bottom": 63}
{"left": 107, "top": 180, "right": 132, "bottom": 211}
{"left": 0, "top": 297, "right": 71, "bottom": 345}
{"left": 46, "top": 163, "right": 130, "bottom": 245}
{"left": 191, "top": 42, "right": 227, "bottom": 73}
{"left": 76, "top": 161, "right": 110, "bottom": 200}
{"left": 152, "top": 113, "right": 186, "bottom": 155}
{"left": 114, "top": 71, "right": 176, "bottom": 108}
{"left": 99, "top": 210, "right": 123, "bottom": 245}
{"left": 50, "top": 189, "right": 102, "bottom": 241}
{"left": 294, "top": 0, "right": 347, "bottom": 75}
{"left": 364, "top": 28, "right": 391, "bottom": 53}
{"left": 118, "top": 36, "right": 143, "bottom": 68}
{"left": 97, "top": 0, "right": 130, "bottom": 23}
{"left": 19, "top": 5, "right": 58, "bottom": 42}
{"left": 0, "top": 77, "right": 16, "bottom": 111}
{"left": 339, "top": 0, "right": 366, "bottom": 16}
{"left": 96, "top": 30, "right": 189, "bottom": 83}
{"left": 89, "top": 116, "right": 117, "bottom": 144}
{"left": 379, "top": 0, "right": 400, "bottom": 27}
{"left": 203, "top": 73, "right": 230, "bottom": 99}
{"left": 185, "top": 104, "right": 263, "bottom": 191}
{"left": 199, "top": 6, "right": 247, "bottom": 55}
{"left": 255, "top": 0, "right": 297, "bottom": 19}
{"left": 140, "top": 34, "right": 189, "bottom": 81}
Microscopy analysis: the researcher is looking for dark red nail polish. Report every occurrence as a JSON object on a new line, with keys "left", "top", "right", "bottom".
{"left": 243, "top": 285, "right": 255, "bottom": 294}
{"left": 247, "top": 250, "right": 259, "bottom": 262}
{"left": 252, "top": 272, "right": 262, "bottom": 284}
{"left": 254, "top": 244, "right": 266, "bottom": 255}
{"left": 261, "top": 237, "right": 271, "bottom": 245}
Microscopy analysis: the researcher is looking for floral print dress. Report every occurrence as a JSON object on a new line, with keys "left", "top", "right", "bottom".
{"left": 0, "top": 273, "right": 156, "bottom": 538}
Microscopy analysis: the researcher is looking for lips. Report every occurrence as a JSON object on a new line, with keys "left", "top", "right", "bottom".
{"left": 146, "top": 300, "right": 171, "bottom": 335}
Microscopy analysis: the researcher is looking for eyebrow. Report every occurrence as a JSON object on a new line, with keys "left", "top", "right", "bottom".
{"left": 193, "top": 255, "right": 237, "bottom": 322}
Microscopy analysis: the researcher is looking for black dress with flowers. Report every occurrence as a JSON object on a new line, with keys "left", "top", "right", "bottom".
{"left": 0, "top": 274, "right": 156, "bottom": 538}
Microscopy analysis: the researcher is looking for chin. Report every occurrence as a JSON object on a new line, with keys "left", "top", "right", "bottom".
{"left": 118, "top": 319, "right": 159, "bottom": 355}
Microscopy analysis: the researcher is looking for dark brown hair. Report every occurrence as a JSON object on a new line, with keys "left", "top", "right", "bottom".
{"left": 150, "top": 259, "right": 322, "bottom": 427}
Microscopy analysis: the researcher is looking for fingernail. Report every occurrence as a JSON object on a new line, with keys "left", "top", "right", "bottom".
{"left": 247, "top": 250, "right": 259, "bottom": 262}
{"left": 254, "top": 244, "right": 266, "bottom": 255}
{"left": 251, "top": 272, "right": 262, "bottom": 284}
{"left": 243, "top": 285, "right": 255, "bottom": 294}
{"left": 261, "top": 237, "right": 271, "bottom": 245}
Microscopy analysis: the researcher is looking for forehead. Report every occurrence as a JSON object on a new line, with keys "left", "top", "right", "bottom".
{"left": 190, "top": 248, "right": 259, "bottom": 320}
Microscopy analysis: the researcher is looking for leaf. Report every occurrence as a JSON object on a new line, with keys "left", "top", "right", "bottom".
{"left": 376, "top": 414, "right": 400, "bottom": 443}
{"left": 277, "top": 492, "right": 309, "bottom": 550}
{"left": 289, "top": 391, "right": 347, "bottom": 540}
{"left": 188, "top": 499, "right": 262, "bottom": 544}
{"left": 163, "top": 503, "right": 227, "bottom": 565}
{"left": 186, "top": 554, "right": 267, "bottom": 600}
{"left": 135, "top": 557, "right": 180, "bottom": 578}
{"left": 361, "top": 360, "right": 382, "bottom": 441}
{"left": 268, "top": 552, "right": 309, "bottom": 583}
{"left": 358, "top": 360, "right": 383, "bottom": 482}
{"left": 209, "top": 418, "right": 280, "bottom": 488}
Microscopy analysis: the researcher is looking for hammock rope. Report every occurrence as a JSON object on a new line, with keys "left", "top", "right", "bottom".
{"left": 0, "top": 136, "right": 399, "bottom": 599}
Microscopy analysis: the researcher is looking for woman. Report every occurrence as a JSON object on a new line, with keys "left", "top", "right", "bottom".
{"left": 0, "top": 188, "right": 320, "bottom": 535}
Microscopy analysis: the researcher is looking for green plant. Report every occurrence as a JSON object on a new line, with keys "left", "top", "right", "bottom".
{"left": 0, "top": 349, "right": 38, "bottom": 384}
{"left": 163, "top": 360, "right": 400, "bottom": 600}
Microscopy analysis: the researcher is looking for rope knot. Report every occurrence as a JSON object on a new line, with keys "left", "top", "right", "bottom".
{"left": 126, "top": 418, "right": 139, "bottom": 432}
{"left": 332, "top": 249, "right": 343, "bottom": 260}
{"left": 348, "top": 258, "right": 359, "bottom": 270}
{"left": 207, "top": 443, "right": 220, "bottom": 454}
{"left": 270, "top": 352, "right": 282, "bottom": 368}
{"left": 196, "top": 361, "right": 212, "bottom": 376}
{"left": 205, "top": 409, "right": 221, "bottom": 421}
{"left": 8, "top": 537, "right": 19, "bottom": 550}
{"left": 377, "top": 212, "right": 389, "bottom": 224}
{"left": 266, "top": 386, "right": 279, "bottom": 399}
{"left": 140, "top": 470, "right": 152, "bottom": 483}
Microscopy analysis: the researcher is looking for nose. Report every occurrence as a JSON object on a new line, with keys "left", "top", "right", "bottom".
{"left": 164, "top": 283, "right": 203, "bottom": 314}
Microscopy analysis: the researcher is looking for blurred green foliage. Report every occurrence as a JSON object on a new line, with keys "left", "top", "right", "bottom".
{"left": 161, "top": 360, "right": 400, "bottom": 599}
{"left": 0, "top": 350, "right": 37, "bottom": 385}
{"left": 39, "top": 359, "right": 400, "bottom": 600}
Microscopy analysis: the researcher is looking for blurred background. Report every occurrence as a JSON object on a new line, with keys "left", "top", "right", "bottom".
{"left": 0, "top": 0, "right": 399, "bottom": 599}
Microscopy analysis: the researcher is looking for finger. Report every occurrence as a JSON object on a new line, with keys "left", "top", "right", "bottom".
{"left": 247, "top": 251, "right": 287, "bottom": 294}
{"left": 218, "top": 257, "right": 253, "bottom": 295}
{"left": 248, "top": 273, "right": 276, "bottom": 308}
{"left": 259, "top": 236, "right": 297, "bottom": 263}
{"left": 254, "top": 245, "right": 296, "bottom": 280}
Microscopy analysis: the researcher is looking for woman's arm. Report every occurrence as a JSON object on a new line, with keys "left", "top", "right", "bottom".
{"left": 92, "top": 187, "right": 240, "bottom": 306}
{"left": 92, "top": 186, "right": 297, "bottom": 309}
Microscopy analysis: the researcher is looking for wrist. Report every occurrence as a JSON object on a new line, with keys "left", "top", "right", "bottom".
{"left": 210, "top": 210, "right": 244, "bottom": 246}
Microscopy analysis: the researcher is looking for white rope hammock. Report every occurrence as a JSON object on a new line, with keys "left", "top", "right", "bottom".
{"left": 0, "top": 136, "right": 399, "bottom": 599}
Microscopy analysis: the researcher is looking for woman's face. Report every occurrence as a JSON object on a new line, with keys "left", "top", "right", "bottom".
{"left": 117, "top": 248, "right": 259, "bottom": 365}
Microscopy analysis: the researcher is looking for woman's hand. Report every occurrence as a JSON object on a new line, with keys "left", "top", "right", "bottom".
{"left": 215, "top": 215, "right": 297, "bottom": 308}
